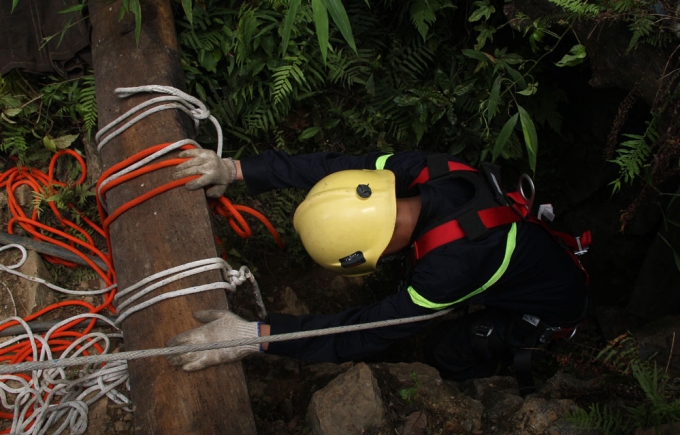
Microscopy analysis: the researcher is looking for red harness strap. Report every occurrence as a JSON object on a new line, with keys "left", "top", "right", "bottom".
{"left": 412, "top": 203, "right": 529, "bottom": 260}
{"left": 408, "top": 161, "right": 478, "bottom": 190}
{"left": 410, "top": 163, "right": 531, "bottom": 260}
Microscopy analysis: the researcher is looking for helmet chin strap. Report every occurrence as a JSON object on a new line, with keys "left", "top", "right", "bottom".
{"left": 383, "top": 196, "right": 422, "bottom": 255}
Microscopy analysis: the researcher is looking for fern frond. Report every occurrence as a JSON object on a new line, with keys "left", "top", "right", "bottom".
{"left": 410, "top": 0, "right": 437, "bottom": 41}
{"left": 611, "top": 133, "right": 652, "bottom": 184}
{"left": 76, "top": 75, "right": 98, "bottom": 137}
{"left": 627, "top": 14, "right": 654, "bottom": 51}
{"left": 546, "top": 0, "right": 602, "bottom": 18}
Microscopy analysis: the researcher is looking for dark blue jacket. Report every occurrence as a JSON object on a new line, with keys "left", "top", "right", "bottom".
{"left": 240, "top": 150, "right": 588, "bottom": 363}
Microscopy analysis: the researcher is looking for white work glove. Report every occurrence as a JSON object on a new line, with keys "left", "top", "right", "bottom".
{"left": 173, "top": 148, "right": 236, "bottom": 198}
{"left": 166, "top": 310, "right": 261, "bottom": 372}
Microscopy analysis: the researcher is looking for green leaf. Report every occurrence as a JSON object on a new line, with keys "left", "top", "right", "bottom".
{"left": 1, "top": 112, "right": 17, "bottom": 124}
{"left": 462, "top": 49, "right": 490, "bottom": 62}
{"left": 131, "top": 0, "right": 142, "bottom": 46}
{"left": 181, "top": 0, "right": 193, "bottom": 27}
{"left": 3, "top": 108, "right": 22, "bottom": 117}
{"left": 504, "top": 65, "right": 526, "bottom": 90}
{"left": 487, "top": 75, "right": 501, "bottom": 121}
{"left": 323, "top": 118, "right": 341, "bottom": 129}
{"left": 58, "top": 3, "right": 86, "bottom": 13}
{"left": 517, "top": 82, "right": 538, "bottom": 96}
{"left": 468, "top": 0, "right": 495, "bottom": 22}
{"left": 281, "top": 0, "right": 302, "bottom": 56}
{"left": 321, "top": 0, "right": 357, "bottom": 53}
{"left": 474, "top": 23, "right": 495, "bottom": 50}
{"left": 312, "top": 0, "right": 329, "bottom": 64}
{"left": 43, "top": 135, "right": 57, "bottom": 152}
{"left": 199, "top": 51, "right": 218, "bottom": 73}
{"left": 555, "top": 44, "right": 587, "bottom": 67}
{"left": 517, "top": 105, "right": 538, "bottom": 172}
{"left": 299, "top": 127, "right": 320, "bottom": 140}
{"left": 11, "top": 0, "right": 19, "bottom": 13}
{"left": 493, "top": 113, "right": 518, "bottom": 162}
{"left": 54, "top": 134, "right": 79, "bottom": 150}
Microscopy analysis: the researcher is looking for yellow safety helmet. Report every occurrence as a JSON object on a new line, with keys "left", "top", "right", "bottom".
{"left": 293, "top": 170, "right": 397, "bottom": 276}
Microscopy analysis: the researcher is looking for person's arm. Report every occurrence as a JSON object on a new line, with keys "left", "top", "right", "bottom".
{"left": 264, "top": 289, "right": 434, "bottom": 363}
{"left": 165, "top": 288, "right": 435, "bottom": 371}
{"left": 238, "top": 150, "right": 390, "bottom": 195}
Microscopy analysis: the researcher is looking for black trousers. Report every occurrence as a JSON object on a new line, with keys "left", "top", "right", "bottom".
{"left": 423, "top": 309, "right": 541, "bottom": 382}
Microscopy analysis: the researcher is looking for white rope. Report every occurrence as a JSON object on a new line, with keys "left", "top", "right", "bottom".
{"left": 95, "top": 85, "right": 223, "bottom": 157}
{"left": 113, "top": 258, "right": 266, "bottom": 325}
{"left": 0, "top": 314, "right": 129, "bottom": 435}
{"left": 0, "top": 244, "right": 116, "bottom": 297}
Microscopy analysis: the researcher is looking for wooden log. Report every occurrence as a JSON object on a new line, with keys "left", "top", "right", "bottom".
{"left": 88, "top": 1, "right": 257, "bottom": 434}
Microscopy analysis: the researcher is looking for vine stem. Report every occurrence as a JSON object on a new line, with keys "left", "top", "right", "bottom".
{"left": 665, "top": 331, "right": 675, "bottom": 373}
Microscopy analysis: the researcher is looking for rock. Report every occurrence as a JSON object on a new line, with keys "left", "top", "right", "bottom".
{"left": 83, "top": 398, "right": 111, "bottom": 435}
{"left": 384, "top": 361, "right": 444, "bottom": 392}
{"left": 302, "top": 361, "right": 352, "bottom": 383}
{"left": 508, "top": 396, "right": 583, "bottom": 435}
{"left": 13, "top": 184, "right": 33, "bottom": 209}
{"left": 401, "top": 411, "right": 427, "bottom": 435}
{"left": 463, "top": 376, "right": 524, "bottom": 425}
{"left": 380, "top": 362, "right": 482, "bottom": 434}
{"left": 0, "top": 248, "right": 56, "bottom": 318}
{"left": 113, "top": 420, "right": 128, "bottom": 432}
{"left": 279, "top": 286, "right": 310, "bottom": 315}
{"left": 464, "top": 375, "right": 519, "bottom": 400}
{"left": 540, "top": 372, "right": 599, "bottom": 399}
{"left": 307, "top": 362, "right": 385, "bottom": 435}
{"left": 17, "top": 249, "right": 57, "bottom": 314}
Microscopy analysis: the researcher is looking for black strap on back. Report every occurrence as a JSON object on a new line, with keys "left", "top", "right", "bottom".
{"left": 426, "top": 153, "right": 452, "bottom": 180}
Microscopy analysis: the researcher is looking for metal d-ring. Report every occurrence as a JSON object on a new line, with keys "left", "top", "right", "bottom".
{"left": 518, "top": 174, "right": 535, "bottom": 211}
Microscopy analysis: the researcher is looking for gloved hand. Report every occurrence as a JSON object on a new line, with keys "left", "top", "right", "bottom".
{"left": 173, "top": 148, "right": 236, "bottom": 198}
{"left": 167, "top": 310, "right": 260, "bottom": 372}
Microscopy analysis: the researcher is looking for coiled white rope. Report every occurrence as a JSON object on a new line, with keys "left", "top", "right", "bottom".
{"left": 0, "top": 314, "right": 129, "bottom": 435}
{"left": 114, "top": 258, "right": 266, "bottom": 325}
{"left": 0, "top": 244, "right": 116, "bottom": 297}
{"left": 95, "top": 86, "right": 223, "bottom": 157}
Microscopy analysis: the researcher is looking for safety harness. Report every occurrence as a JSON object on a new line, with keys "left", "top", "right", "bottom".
{"left": 406, "top": 154, "right": 591, "bottom": 395}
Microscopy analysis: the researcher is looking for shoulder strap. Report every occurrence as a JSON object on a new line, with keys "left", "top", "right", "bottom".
{"left": 408, "top": 154, "right": 478, "bottom": 190}
{"left": 411, "top": 155, "right": 530, "bottom": 260}
{"left": 413, "top": 201, "right": 528, "bottom": 260}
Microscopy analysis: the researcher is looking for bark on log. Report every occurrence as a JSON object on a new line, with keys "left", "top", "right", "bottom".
{"left": 89, "top": 1, "right": 257, "bottom": 433}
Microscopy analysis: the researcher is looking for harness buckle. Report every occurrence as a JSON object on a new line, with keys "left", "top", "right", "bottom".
{"left": 473, "top": 321, "right": 494, "bottom": 337}
{"left": 538, "top": 326, "right": 563, "bottom": 343}
{"left": 574, "top": 236, "right": 589, "bottom": 256}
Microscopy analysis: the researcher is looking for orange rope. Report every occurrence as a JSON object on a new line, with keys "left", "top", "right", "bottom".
{"left": 0, "top": 144, "right": 284, "bottom": 431}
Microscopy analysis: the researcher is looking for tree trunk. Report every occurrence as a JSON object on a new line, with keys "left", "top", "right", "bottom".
{"left": 89, "top": 0, "right": 257, "bottom": 433}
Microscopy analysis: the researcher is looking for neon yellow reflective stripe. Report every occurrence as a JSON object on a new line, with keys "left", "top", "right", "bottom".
{"left": 375, "top": 154, "right": 393, "bottom": 170}
{"left": 407, "top": 222, "right": 518, "bottom": 310}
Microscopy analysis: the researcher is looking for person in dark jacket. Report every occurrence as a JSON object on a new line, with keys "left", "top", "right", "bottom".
{"left": 166, "top": 148, "right": 588, "bottom": 387}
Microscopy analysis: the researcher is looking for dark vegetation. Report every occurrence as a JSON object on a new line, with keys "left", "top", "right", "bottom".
{"left": 1, "top": 0, "right": 680, "bottom": 433}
